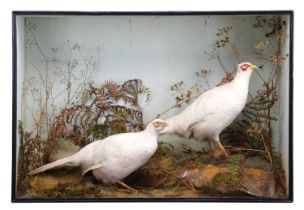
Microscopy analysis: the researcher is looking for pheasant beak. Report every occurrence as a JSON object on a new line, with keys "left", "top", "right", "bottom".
{"left": 251, "top": 64, "right": 258, "bottom": 70}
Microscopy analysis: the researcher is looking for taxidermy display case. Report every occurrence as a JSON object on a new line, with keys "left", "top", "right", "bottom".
{"left": 12, "top": 11, "right": 293, "bottom": 202}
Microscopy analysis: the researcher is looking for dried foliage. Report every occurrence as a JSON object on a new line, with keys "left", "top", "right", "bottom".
{"left": 17, "top": 121, "right": 47, "bottom": 187}
{"left": 215, "top": 26, "right": 233, "bottom": 48}
{"left": 48, "top": 79, "right": 149, "bottom": 148}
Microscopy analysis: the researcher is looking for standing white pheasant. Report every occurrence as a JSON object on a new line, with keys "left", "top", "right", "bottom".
{"left": 28, "top": 119, "right": 168, "bottom": 190}
{"left": 161, "top": 62, "right": 257, "bottom": 157}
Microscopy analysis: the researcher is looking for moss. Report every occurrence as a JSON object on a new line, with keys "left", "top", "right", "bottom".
{"left": 18, "top": 138, "right": 287, "bottom": 199}
{"left": 17, "top": 121, "right": 26, "bottom": 191}
{"left": 44, "top": 184, "right": 86, "bottom": 197}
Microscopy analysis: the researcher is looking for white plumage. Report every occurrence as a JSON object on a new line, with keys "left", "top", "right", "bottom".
{"left": 28, "top": 119, "right": 168, "bottom": 186}
{"left": 162, "top": 62, "right": 257, "bottom": 156}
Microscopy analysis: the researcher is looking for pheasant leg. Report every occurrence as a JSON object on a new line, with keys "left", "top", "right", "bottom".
{"left": 214, "top": 140, "right": 229, "bottom": 158}
{"left": 117, "top": 180, "right": 137, "bottom": 193}
{"left": 209, "top": 140, "right": 215, "bottom": 151}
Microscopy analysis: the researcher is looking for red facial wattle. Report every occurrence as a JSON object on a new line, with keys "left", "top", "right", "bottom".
{"left": 240, "top": 64, "right": 250, "bottom": 71}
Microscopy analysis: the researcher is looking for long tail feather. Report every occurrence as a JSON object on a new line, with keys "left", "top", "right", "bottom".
{"left": 28, "top": 154, "right": 78, "bottom": 175}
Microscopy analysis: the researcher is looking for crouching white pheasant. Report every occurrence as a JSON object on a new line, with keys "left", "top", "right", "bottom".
{"left": 28, "top": 119, "right": 168, "bottom": 191}
{"left": 161, "top": 62, "right": 257, "bottom": 157}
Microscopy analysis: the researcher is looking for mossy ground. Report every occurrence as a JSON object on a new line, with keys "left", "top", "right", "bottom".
{"left": 16, "top": 143, "right": 287, "bottom": 200}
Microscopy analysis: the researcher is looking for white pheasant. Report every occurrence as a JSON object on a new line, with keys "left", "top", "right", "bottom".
{"left": 28, "top": 119, "right": 168, "bottom": 190}
{"left": 162, "top": 62, "right": 257, "bottom": 157}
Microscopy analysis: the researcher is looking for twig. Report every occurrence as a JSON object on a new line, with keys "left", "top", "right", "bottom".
{"left": 202, "top": 73, "right": 211, "bottom": 89}
{"left": 258, "top": 130, "right": 273, "bottom": 164}
{"left": 216, "top": 51, "right": 228, "bottom": 74}
{"left": 248, "top": 92, "right": 254, "bottom": 101}
{"left": 267, "top": 65, "right": 276, "bottom": 84}
{"left": 31, "top": 63, "right": 46, "bottom": 88}
{"left": 146, "top": 95, "right": 200, "bottom": 124}
{"left": 28, "top": 25, "right": 47, "bottom": 62}
{"left": 27, "top": 20, "right": 50, "bottom": 137}
{"left": 224, "top": 145, "right": 268, "bottom": 153}
{"left": 70, "top": 48, "right": 98, "bottom": 104}
{"left": 255, "top": 69, "right": 268, "bottom": 86}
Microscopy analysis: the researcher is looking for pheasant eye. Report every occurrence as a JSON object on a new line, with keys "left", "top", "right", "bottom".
{"left": 240, "top": 64, "right": 250, "bottom": 71}
{"left": 153, "top": 122, "right": 160, "bottom": 128}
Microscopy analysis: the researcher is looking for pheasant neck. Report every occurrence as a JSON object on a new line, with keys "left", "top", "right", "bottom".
{"left": 145, "top": 125, "right": 159, "bottom": 136}
{"left": 231, "top": 70, "right": 253, "bottom": 90}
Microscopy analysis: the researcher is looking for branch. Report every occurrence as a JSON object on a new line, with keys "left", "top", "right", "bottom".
{"left": 224, "top": 145, "right": 268, "bottom": 153}
{"left": 146, "top": 94, "right": 200, "bottom": 124}
{"left": 258, "top": 130, "right": 273, "bottom": 164}
{"left": 216, "top": 50, "right": 229, "bottom": 74}
{"left": 28, "top": 25, "right": 47, "bottom": 63}
{"left": 69, "top": 48, "right": 92, "bottom": 104}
